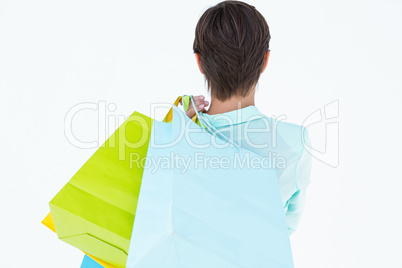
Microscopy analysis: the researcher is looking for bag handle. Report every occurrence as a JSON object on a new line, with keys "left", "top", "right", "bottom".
{"left": 188, "top": 95, "right": 240, "bottom": 151}
{"left": 162, "top": 96, "right": 196, "bottom": 123}
{"left": 163, "top": 95, "right": 239, "bottom": 151}
{"left": 181, "top": 95, "right": 198, "bottom": 123}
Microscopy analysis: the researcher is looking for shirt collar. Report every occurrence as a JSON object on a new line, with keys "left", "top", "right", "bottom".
{"left": 200, "top": 105, "right": 266, "bottom": 128}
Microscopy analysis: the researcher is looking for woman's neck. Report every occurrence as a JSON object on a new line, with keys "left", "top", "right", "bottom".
{"left": 205, "top": 91, "right": 256, "bottom": 115}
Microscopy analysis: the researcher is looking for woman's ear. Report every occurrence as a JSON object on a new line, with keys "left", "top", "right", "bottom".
{"left": 195, "top": 53, "right": 204, "bottom": 74}
{"left": 261, "top": 50, "right": 270, "bottom": 73}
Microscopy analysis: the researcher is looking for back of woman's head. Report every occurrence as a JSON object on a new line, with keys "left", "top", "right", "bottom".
{"left": 193, "top": 0, "right": 271, "bottom": 101}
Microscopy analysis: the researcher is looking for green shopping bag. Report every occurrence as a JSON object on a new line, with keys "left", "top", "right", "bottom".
{"left": 47, "top": 96, "right": 193, "bottom": 268}
{"left": 49, "top": 111, "right": 153, "bottom": 268}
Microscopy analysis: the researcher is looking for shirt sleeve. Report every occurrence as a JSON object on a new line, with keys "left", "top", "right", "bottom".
{"left": 286, "top": 127, "right": 312, "bottom": 235}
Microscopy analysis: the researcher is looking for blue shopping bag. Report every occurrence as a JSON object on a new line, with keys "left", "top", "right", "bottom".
{"left": 81, "top": 255, "right": 104, "bottom": 268}
{"left": 126, "top": 98, "right": 294, "bottom": 267}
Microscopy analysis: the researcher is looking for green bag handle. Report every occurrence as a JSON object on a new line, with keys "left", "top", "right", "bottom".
{"left": 163, "top": 95, "right": 201, "bottom": 127}
{"left": 181, "top": 95, "right": 191, "bottom": 114}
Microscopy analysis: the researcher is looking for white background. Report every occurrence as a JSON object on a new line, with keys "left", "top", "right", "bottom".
{"left": 1, "top": 0, "right": 401, "bottom": 267}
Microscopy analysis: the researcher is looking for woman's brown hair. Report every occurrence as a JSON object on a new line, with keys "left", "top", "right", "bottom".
{"left": 193, "top": 0, "right": 271, "bottom": 101}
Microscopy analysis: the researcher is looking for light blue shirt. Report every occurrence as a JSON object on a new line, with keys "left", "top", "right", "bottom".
{"left": 200, "top": 105, "right": 312, "bottom": 234}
